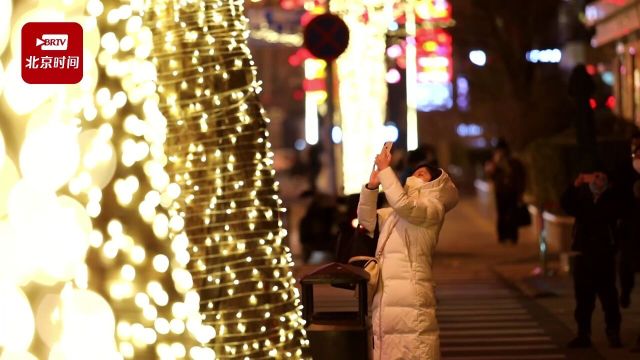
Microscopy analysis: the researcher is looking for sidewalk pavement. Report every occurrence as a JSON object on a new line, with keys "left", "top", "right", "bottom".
{"left": 449, "top": 190, "right": 640, "bottom": 359}
{"left": 464, "top": 190, "right": 640, "bottom": 360}
{"left": 493, "top": 259, "right": 640, "bottom": 360}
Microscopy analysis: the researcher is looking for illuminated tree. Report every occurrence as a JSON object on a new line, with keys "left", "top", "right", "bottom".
{"left": 146, "top": 0, "right": 309, "bottom": 358}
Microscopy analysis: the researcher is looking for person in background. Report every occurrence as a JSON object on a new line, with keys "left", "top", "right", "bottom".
{"left": 618, "top": 133, "right": 640, "bottom": 308}
{"left": 359, "top": 149, "right": 458, "bottom": 360}
{"left": 298, "top": 191, "right": 338, "bottom": 263}
{"left": 561, "top": 170, "right": 622, "bottom": 349}
{"left": 484, "top": 138, "right": 526, "bottom": 244}
{"left": 618, "top": 131, "right": 640, "bottom": 351}
{"left": 307, "top": 143, "right": 322, "bottom": 193}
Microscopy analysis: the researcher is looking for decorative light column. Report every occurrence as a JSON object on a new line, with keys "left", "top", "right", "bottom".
{"left": 147, "top": 0, "right": 308, "bottom": 358}
{"left": 405, "top": 0, "right": 419, "bottom": 151}
{"left": 330, "top": 0, "right": 395, "bottom": 194}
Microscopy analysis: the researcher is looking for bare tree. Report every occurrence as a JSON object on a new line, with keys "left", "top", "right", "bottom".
{"left": 451, "top": 0, "right": 575, "bottom": 149}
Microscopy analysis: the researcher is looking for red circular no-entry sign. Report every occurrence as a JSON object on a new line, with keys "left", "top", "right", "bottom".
{"left": 303, "top": 13, "right": 349, "bottom": 61}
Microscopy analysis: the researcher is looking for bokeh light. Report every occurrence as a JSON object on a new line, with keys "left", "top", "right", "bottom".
{"left": 386, "top": 68, "right": 402, "bottom": 84}
{"left": 0, "top": 284, "right": 35, "bottom": 351}
{"left": 0, "top": 128, "right": 5, "bottom": 169}
{"left": 3, "top": 60, "right": 60, "bottom": 115}
{"left": 469, "top": 49, "right": 487, "bottom": 66}
{"left": 0, "top": 0, "right": 13, "bottom": 55}
{"left": 1, "top": 0, "right": 310, "bottom": 358}
{"left": 0, "top": 157, "right": 19, "bottom": 217}
{"left": 35, "top": 294, "right": 63, "bottom": 348}
{"left": 57, "top": 288, "right": 117, "bottom": 357}
{"left": 0, "top": 61, "right": 5, "bottom": 98}
{"left": 0, "top": 0, "right": 202, "bottom": 356}
{"left": 19, "top": 123, "right": 80, "bottom": 191}
{"left": 76, "top": 129, "right": 118, "bottom": 190}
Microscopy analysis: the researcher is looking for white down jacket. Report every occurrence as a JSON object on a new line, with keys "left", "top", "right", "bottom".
{"left": 357, "top": 167, "right": 459, "bottom": 360}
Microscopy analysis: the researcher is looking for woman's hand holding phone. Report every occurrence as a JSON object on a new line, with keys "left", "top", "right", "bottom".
{"left": 368, "top": 142, "right": 393, "bottom": 189}
{"left": 381, "top": 141, "right": 393, "bottom": 155}
{"left": 375, "top": 141, "right": 393, "bottom": 171}
{"left": 375, "top": 151, "right": 392, "bottom": 171}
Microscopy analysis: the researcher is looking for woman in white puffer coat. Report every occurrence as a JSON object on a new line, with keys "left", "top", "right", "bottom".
{"left": 358, "top": 151, "right": 459, "bottom": 360}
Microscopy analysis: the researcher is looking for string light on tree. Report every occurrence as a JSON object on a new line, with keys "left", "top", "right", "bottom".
{"left": 146, "top": 0, "right": 308, "bottom": 358}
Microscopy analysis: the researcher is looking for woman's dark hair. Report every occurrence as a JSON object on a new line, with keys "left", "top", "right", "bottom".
{"left": 494, "top": 137, "right": 510, "bottom": 154}
{"left": 413, "top": 161, "right": 442, "bottom": 181}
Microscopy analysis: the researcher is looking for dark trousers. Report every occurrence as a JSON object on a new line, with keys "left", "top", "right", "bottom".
{"left": 495, "top": 192, "right": 518, "bottom": 243}
{"left": 620, "top": 256, "right": 636, "bottom": 299}
{"left": 572, "top": 254, "right": 621, "bottom": 337}
{"left": 619, "top": 235, "right": 639, "bottom": 299}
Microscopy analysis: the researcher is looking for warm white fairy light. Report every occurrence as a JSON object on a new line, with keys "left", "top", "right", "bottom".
{"left": 304, "top": 91, "right": 320, "bottom": 145}
{"left": 405, "top": 0, "right": 419, "bottom": 151}
{"left": 330, "top": 0, "right": 396, "bottom": 194}
{"left": 146, "top": 0, "right": 308, "bottom": 357}
{"left": 249, "top": 27, "right": 303, "bottom": 46}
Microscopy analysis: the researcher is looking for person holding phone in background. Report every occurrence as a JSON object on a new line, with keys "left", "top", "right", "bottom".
{"left": 617, "top": 132, "right": 640, "bottom": 352}
{"left": 561, "top": 170, "right": 623, "bottom": 349}
{"left": 358, "top": 142, "right": 459, "bottom": 359}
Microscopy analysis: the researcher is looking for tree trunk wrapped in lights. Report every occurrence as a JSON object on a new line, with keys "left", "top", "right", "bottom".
{"left": 147, "top": 0, "right": 308, "bottom": 358}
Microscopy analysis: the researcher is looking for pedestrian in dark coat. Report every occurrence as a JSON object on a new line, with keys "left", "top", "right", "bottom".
{"left": 618, "top": 135, "right": 640, "bottom": 351}
{"left": 618, "top": 142, "right": 640, "bottom": 309}
{"left": 484, "top": 139, "right": 526, "bottom": 244}
{"left": 299, "top": 192, "right": 338, "bottom": 263}
{"left": 561, "top": 171, "right": 622, "bottom": 348}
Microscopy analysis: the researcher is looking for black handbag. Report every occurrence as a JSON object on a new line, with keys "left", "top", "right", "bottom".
{"left": 516, "top": 203, "right": 531, "bottom": 227}
{"left": 333, "top": 218, "right": 379, "bottom": 291}
{"left": 335, "top": 218, "right": 379, "bottom": 264}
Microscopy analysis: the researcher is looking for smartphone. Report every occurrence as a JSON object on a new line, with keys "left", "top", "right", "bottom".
{"left": 380, "top": 141, "right": 393, "bottom": 155}
{"left": 373, "top": 142, "right": 393, "bottom": 171}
